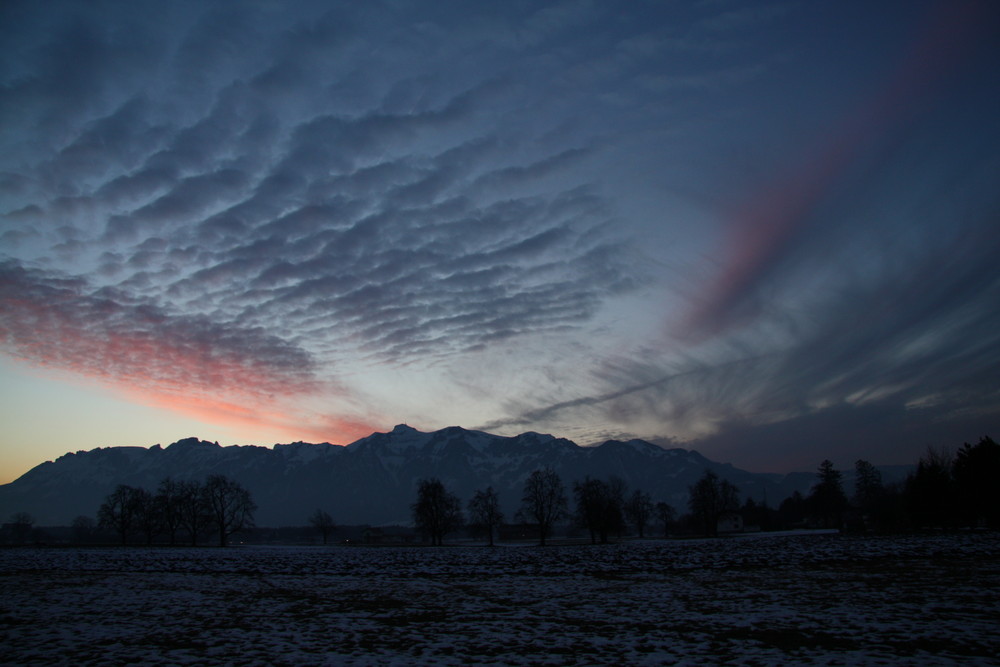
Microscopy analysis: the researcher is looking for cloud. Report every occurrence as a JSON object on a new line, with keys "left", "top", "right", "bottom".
{"left": 0, "top": 262, "right": 364, "bottom": 435}
{"left": 0, "top": 259, "right": 383, "bottom": 444}
{"left": 0, "top": 2, "right": 645, "bottom": 447}
{"left": 3, "top": 0, "right": 996, "bottom": 462}
{"left": 487, "top": 195, "right": 1000, "bottom": 462}
{"left": 676, "top": 0, "right": 997, "bottom": 342}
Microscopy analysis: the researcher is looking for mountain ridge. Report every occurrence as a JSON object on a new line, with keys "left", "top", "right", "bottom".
{"left": 0, "top": 425, "right": 911, "bottom": 526}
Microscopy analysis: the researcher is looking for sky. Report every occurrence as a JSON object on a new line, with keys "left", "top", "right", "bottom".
{"left": 2, "top": 0, "right": 999, "bottom": 484}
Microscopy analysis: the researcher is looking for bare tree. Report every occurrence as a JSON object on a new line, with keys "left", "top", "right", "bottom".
{"left": 71, "top": 516, "right": 96, "bottom": 544}
{"left": 573, "top": 477, "right": 625, "bottom": 544}
{"left": 688, "top": 470, "right": 739, "bottom": 537}
{"left": 132, "top": 487, "right": 160, "bottom": 545}
{"left": 468, "top": 486, "right": 504, "bottom": 546}
{"left": 625, "top": 489, "right": 654, "bottom": 538}
{"left": 8, "top": 512, "right": 34, "bottom": 544}
{"left": 606, "top": 476, "right": 628, "bottom": 539}
{"left": 412, "top": 478, "right": 464, "bottom": 546}
{"left": 520, "top": 468, "right": 568, "bottom": 546}
{"left": 574, "top": 477, "right": 605, "bottom": 544}
{"left": 98, "top": 485, "right": 140, "bottom": 545}
{"left": 309, "top": 509, "right": 336, "bottom": 545}
{"left": 176, "top": 479, "right": 210, "bottom": 546}
{"left": 156, "top": 477, "right": 185, "bottom": 545}
{"left": 655, "top": 502, "right": 675, "bottom": 538}
{"left": 204, "top": 475, "right": 257, "bottom": 547}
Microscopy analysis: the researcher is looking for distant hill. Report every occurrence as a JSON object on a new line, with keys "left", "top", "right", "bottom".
{"left": 0, "top": 424, "right": 912, "bottom": 526}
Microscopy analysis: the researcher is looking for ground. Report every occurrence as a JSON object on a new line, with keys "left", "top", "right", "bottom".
{"left": 2, "top": 532, "right": 998, "bottom": 665}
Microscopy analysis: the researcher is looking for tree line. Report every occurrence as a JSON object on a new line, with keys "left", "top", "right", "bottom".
{"left": 409, "top": 436, "right": 1000, "bottom": 544}
{"left": 94, "top": 475, "right": 256, "bottom": 546}
{"left": 411, "top": 468, "right": 674, "bottom": 546}
{"left": 5, "top": 435, "right": 996, "bottom": 546}
{"left": 785, "top": 435, "right": 1000, "bottom": 533}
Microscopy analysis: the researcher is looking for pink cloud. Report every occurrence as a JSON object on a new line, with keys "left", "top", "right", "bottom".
{"left": 676, "top": 0, "right": 991, "bottom": 342}
{"left": 0, "top": 262, "right": 378, "bottom": 445}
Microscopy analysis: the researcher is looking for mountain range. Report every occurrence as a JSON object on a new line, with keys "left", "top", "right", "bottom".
{"left": 0, "top": 424, "right": 911, "bottom": 526}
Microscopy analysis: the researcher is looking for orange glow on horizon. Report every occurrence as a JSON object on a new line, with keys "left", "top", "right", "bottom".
{"left": 1, "top": 281, "right": 380, "bottom": 448}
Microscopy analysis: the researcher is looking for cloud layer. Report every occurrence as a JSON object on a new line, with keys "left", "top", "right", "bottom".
{"left": 1, "top": 1, "right": 998, "bottom": 470}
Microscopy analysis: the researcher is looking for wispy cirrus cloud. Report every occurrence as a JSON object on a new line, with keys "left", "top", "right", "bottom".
{"left": 676, "top": 0, "right": 997, "bottom": 342}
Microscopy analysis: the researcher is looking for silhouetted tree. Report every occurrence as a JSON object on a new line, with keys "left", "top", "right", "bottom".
{"left": 98, "top": 485, "right": 140, "bottom": 545}
{"left": 71, "top": 515, "right": 96, "bottom": 544}
{"left": 520, "top": 468, "right": 568, "bottom": 546}
{"left": 853, "top": 460, "right": 883, "bottom": 512}
{"left": 7, "top": 512, "right": 34, "bottom": 544}
{"left": 655, "top": 502, "right": 675, "bottom": 538}
{"left": 574, "top": 477, "right": 607, "bottom": 544}
{"left": 778, "top": 490, "right": 807, "bottom": 528}
{"left": 412, "top": 478, "right": 463, "bottom": 546}
{"left": 156, "top": 477, "right": 185, "bottom": 545}
{"left": 952, "top": 436, "right": 1000, "bottom": 528}
{"left": 606, "top": 476, "right": 628, "bottom": 539}
{"left": 176, "top": 480, "right": 210, "bottom": 546}
{"left": 688, "top": 470, "right": 740, "bottom": 537}
{"left": 852, "top": 460, "right": 885, "bottom": 531}
{"left": 808, "top": 460, "right": 848, "bottom": 528}
{"left": 625, "top": 489, "right": 654, "bottom": 538}
{"left": 905, "top": 447, "right": 955, "bottom": 528}
{"left": 740, "top": 497, "right": 775, "bottom": 531}
{"left": 204, "top": 475, "right": 257, "bottom": 547}
{"left": 309, "top": 509, "right": 336, "bottom": 545}
{"left": 574, "top": 477, "right": 628, "bottom": 544}
{"left": 468, "top": 486, "right": 504, "bottom": 546}
{"left": 132, "top": 487, "right": 160, "bottom": 545}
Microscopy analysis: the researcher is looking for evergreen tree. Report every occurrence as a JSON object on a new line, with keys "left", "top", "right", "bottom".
{"left": 952, "top": 436, "right": 999, "bottom": 528}
{"left": 808, "top": 460, "right": 848, "bottom": 528}
{"left": 853, "top": 460, "right": 883, "bottom": 513}
{"left": 904, "top": 447, "right": 955, "bottom": 528}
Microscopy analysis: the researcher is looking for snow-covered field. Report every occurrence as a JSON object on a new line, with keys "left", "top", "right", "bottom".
{"left": 2, "top": 532, "right": 998, "bottom": 665}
